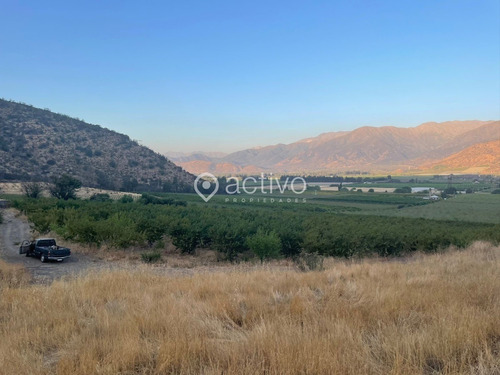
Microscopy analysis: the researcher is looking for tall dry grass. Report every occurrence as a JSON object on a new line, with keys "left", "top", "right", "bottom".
{"left": 0, "top": 243, "right": 499, "bottom": 375}
{"left": 0, "top": 259, "right": 30, "bottom": 289}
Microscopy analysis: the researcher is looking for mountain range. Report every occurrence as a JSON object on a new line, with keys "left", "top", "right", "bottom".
{"left": 1, "top": 98, "right": 497, "bottom": 187}
{"left": 0, "top": 99, "right": 194, "bottom": 192}
{"left": 167, "top": 120, "right": 500, "bottom": 175}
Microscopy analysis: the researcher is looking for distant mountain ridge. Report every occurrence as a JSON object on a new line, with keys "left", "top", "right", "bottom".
{"left": 165, "top": 151, "right": 228, "bottom": 162}
{"left": 169, "top": 120, "right": 500, "bottom": 175}
{"left": 0, "top": 99, "right": 195, "bottom": 191}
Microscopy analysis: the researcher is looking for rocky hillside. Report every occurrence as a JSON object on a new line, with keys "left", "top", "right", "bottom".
{"left": 0, "top": 99, "right": 194, "bottom": 192}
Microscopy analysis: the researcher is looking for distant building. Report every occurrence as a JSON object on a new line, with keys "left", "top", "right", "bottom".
{"left": 423, "top": 195, "right": 440, "bottom": 200}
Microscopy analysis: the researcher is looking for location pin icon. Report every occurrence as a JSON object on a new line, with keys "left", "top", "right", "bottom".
{"left": 194, "top": 173, "right": 219, "bottom": 202}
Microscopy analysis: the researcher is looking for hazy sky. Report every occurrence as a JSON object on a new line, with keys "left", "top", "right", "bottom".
{"left": 1, "top": 0, "right": 499, "bottom": 154}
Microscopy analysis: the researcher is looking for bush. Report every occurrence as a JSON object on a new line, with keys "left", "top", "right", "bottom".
{"left": 170, "top": 219, "right": 199, "bottom": 254}
{"left": 141, "top": 250, "right": 162, "bottom": 263}
{"left": 277, "top": 229, "right": 302, "bottom": 257}
{"left": 137, "top": 216, "right": 168, "bottom": 247}
{"left": 247, "top": 229, "right": 281, "bottom": 263}
{"left": 491, "top": 189, "right": 500, "bottom": 194}
{"left": 294, "top": 252, "right": 324, "bottom": 272}
{"left": 140, "top": 193, "right": 186, "bottom": 206}
{"left": 368, "top": 188, "right": 375, "bottom": 193}
{"left": 22, "top": 182, "right": 44, "bottom": 198}
{"left": 119, "top": 195, "right": 134, "bottom": 203}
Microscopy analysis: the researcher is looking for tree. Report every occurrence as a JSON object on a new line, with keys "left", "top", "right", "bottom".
{"left": 22, "top": 182, "right": 44, "bottom": 198}
{"left": 394, "top": 186, "right": 412, "bottom": 193}
{"left": 89, "top": 193, "right": 111, "bottom": 202}
{"left": 247, "top": 229, "right": 281, "bottom": 263}
{"left": 443, "top": 187, "right": 457, "bottom": 195}
{"left": 121, "top": 176, "right": 139, "bottom": 192}
{"left": 170, "top": 219, "right": 199, "bottom": 254}
{"left": 50, "top": 175, "right": 82, "bottom": 200}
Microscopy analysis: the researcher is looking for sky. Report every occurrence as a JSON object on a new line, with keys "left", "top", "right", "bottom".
{"left": 1, "top": 0, "right": 499, "bottom": 154}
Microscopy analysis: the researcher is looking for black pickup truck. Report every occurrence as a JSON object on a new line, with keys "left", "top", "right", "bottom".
{"left": 19, "top": 238, "right": 71, "bottom": 263}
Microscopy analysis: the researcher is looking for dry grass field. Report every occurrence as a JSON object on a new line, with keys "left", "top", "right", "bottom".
{"left": 0, "top": 243, "right": 499, "bottom": 375}
{"left": 0, "top": 259, "right": 31, "bottom": 288}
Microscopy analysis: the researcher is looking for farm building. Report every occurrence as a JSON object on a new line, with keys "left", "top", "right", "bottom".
{"left": 411, "top": 187, "right": 435, "bottom": 193}
{"left": 423, "top": 195, "right": 440, "bottom": 200}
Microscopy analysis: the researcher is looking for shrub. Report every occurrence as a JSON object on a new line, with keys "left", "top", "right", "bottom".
{"left": 141, "top": 250, "right": 162, "bottom": 263}
{"left": 98, "top": 213, "right": 140, "bottom": 248}
{"left": 137, "top": 216, "right": 168, "bottom": 247}
{"left": 294, "top": 252, "right": 324, "bottom": 272}
{"left": 278, "top": 229, "right": 302, "bottom": 257}
{"left": 491, "top": 189, "right": 500, "bottom": 194}
{"left": 119, "top": 195, "right": 134, "bottom": 203}
{"left": 170, "top": 219, "right": 199, "bottom": 254}
{"left": 22, "top": 182, "right": 44, "bottom": 198}
{"left": 154, "top": 239, "right": 165, "bottom": 249}
{"left": 140, "top": 193, "right": 185, "bottom": 206}
{"left": 30, "top": 212, "right": 52, "bottom": 234}
{"left": 247, "top": 229, "right": 281, "bottom": 263}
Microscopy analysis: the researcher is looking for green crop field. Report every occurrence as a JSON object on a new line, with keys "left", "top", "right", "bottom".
{"left": 304, "top": 191, "right": 500, "bottom": 223}
{"left": 368, "top": 193, "right": 500, "bottom": 223}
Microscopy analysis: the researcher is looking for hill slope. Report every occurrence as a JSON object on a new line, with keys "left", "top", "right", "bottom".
{"left": 419, "top": 140, "right": 500, "bottom": 174}
{"left": 0, "top": 99, "right": 194, "bottom": 191}
{"left": 169, "top": 120, "right": 499, "bottom": 175}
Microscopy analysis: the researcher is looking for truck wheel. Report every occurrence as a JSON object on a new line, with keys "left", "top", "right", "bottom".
{"left": 40, "top": 255, "right": 47, "bottom": 263}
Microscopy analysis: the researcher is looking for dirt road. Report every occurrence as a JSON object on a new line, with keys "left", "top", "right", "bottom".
{"left": 0, "top": 209, "right": 119, "bottom": 283}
